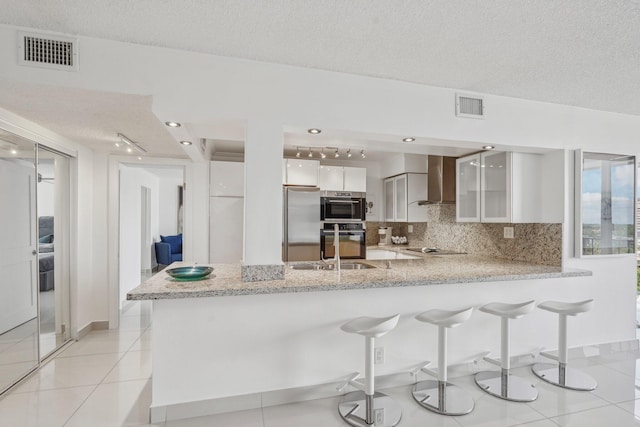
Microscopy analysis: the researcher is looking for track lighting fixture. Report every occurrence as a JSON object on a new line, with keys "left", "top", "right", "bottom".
{"left": 117, "top": 133, "right": 147, "bottom": 154}
{"left": 308, "top": 148, "right": 313, "bottom": 158}
{"left": 296, "top": 147, "right": 301, "bottom": 158}
{"left": 320, "top": 148, "right": 327, "bottom": 159}
{"left": 347, "top": 149, "right": 352, "bottom": 158}
{"left": 361, "top": 149, "right": 366, "bottom": 159}
{"left": 334, "top": 148, "right": 340, "bottom": 158}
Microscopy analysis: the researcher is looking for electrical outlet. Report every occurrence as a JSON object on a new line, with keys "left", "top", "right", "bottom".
{"left": 408, "top": 224, "right": 413, "bottom": 233}
{"left": 374, "top": 347, "right": 385, "bottom": 364}
{"left": 374, "top": 408, "right": 385, "bottom": 424}
{"left": 503, "top": 227, "right": 514, "bottom": 239}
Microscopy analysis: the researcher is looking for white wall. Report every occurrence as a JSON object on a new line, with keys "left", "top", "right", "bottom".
{"left": 118, "top": 165, "right": 160, "bottom": 306}
{"left": 158, "top": 176, "right": 183, "bottom": 236}
{"left": 1, "top": 24, "right": 639, "bottom": 343}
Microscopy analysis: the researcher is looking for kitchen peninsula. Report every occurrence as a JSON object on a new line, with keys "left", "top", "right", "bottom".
{"left": 129, "top": 254, "right": 592, "bottom": 423}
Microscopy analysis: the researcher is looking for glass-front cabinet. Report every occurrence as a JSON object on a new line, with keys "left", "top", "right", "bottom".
{"left": 457, "top": 151, "right": 512, "bottom": 223}
{"left": 384, "top": 174, "right": 408, "bottom": 222}
{"left": 481, "top": 151, "right": 511, "bottom": 222}
{"left": 456, "top": 153, "right": 481, "bottom": 222}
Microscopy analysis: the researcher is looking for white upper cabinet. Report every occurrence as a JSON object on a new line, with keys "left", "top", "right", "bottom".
{"left": 456, "top": 154, "right": 481, "bottom": 222}
{"left": 318, "top": 165, "right": 343, "bottom": 190}
{"left": 456, "top": 151, "right": 544, "bottom": 223}
{"left": 210, "top": 161, "right": 244, "bottom": 197}
{"left": 481, "top": 151, "right": 511, "bottom": 222}
{"left": 343, "top": 167, "right": 367, "bottom": 192}
{"left": 283, "top": 159, "right": 319, "bottom": 186}
{"left": 384, "top": 173, "right": 427, "bottom": 222}
{"left": 319, "top": 165, "right": 367, "bottom": 191}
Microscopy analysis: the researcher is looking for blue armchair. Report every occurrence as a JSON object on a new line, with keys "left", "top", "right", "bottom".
{"left": 155, "top": 234, "right": 183, "bottom": 266}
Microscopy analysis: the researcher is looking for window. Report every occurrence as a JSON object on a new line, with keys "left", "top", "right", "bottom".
{"left": 576, "top": 151, "right": 636, "bottom": 256}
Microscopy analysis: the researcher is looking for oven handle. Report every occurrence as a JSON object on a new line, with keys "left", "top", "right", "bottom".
{"left": 326, "top": 199, "right": 361, "bottom": 204}
{"left": 321, "top": 230, "right": 365, "bottom": 235}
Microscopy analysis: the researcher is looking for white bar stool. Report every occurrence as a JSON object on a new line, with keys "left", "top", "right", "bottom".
{"left": 411, "top": 307, "right": 475, "bottom": 416}
{"left": 338, "top": 314, "right": 402, "bottom": 427}
{"left": 532, "top": 299, "right": 597, "bottom": 391}
{"left": 474, "top": 300, "right": 538, "bottom": 402}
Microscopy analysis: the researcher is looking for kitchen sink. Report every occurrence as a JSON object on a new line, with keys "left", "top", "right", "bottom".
{"left": 290, "top": 262, "right": 376, "bottom": 270}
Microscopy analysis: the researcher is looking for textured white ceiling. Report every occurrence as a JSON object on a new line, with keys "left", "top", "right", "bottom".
{"left": 2, "top": 0, "right": 639, "bottom": 117}
{"left": 0, "top": 80, "right": 186, "bottom": 157}
{"left": 1, "top": 1, "right": 639, "bottom": 159}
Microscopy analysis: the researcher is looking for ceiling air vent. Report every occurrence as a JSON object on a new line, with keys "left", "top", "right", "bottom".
{"left": 18, "top": 31, "right": 79, "bottom": 71}
{"left": 455, "top": 93, "right": 484, "bottom": 119}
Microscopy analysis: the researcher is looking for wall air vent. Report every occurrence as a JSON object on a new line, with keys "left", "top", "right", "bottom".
{"left": 18, "top": 31, "right": 79, "bottom": 71}
{"left": 455, "top": 93, "right": 484, "bottom": 119}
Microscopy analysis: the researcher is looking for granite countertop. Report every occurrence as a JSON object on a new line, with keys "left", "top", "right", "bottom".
{"left": 127, "top": 247, "right": 591, "bottom": 301}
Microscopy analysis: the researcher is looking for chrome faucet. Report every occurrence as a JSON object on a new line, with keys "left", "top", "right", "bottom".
{"left": 333, "top": 223, "right": 341, "bottom": 272}
{"left": 320, "top": 224, "right": 341, "bottom": 272}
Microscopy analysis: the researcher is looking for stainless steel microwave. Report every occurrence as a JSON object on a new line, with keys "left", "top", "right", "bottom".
{"left": 320, "top": 191, "right": 366, "bottom": 222}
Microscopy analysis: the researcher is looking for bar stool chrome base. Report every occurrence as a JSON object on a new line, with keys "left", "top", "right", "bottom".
{"left": 475, "top": 370, "right": 538, "bottom": 402}
{"left": 532, "top": 362, "right": 597, "bottom": 391}
{"left": 338, "top": 391, "right": 402, "bottom": 427}
{"left": 412, "top": 380, "right": 474, "bottom": 416}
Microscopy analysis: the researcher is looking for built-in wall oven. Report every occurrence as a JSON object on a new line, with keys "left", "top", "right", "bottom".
{"left": 320, "top": 223, "right": 366, "bottom": 259}
{"left": 320, "top": 191, "right": 366, "bottom": 222}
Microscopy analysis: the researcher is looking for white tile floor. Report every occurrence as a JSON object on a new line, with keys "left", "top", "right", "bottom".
{"left": 2, "top": 300, "right": 640, "bottom": 426}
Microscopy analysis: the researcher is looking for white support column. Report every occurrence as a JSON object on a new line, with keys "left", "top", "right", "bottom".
{"left": 243, "top": 119, "right": 284, "bottom": 268}
{"left": 501, "top": 317, "right": 510, "bottom": 370}
{"left": 438, "top": 326, "right": 447, "bottom": 382}
{"left": 558, "top": 314, "right": 568, "bottom": 364}
{"left": 365, "top": 336, "right": 375, "bottom": 396}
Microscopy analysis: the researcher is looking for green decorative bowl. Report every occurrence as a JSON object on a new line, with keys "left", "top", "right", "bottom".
{"left": 165, "top": 266, "right": 214, "bottom": 281}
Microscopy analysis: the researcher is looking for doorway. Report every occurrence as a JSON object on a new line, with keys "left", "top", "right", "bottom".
{"left": 118, "top": 164, "right": 185, "bottom": 308}
{"left": 37, "top": 147, "right": 72, "bottom": 358}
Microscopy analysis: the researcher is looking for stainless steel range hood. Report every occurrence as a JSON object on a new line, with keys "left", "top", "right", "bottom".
{"left": 419, "top": 156, "right": 456, "bottom": 204}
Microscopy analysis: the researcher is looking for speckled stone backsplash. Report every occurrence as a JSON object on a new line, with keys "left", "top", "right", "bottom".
{"left": 367, "top": 205, "right": 562, "bottom": 266}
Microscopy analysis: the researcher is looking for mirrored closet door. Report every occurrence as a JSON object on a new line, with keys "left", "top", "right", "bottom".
{"left": 37, "top": 146, "right": 71, "bottom": 358}
{"left": 0, "top": 131, "right": 39, "bottom": 393}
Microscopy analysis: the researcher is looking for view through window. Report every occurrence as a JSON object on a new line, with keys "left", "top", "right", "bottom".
{"left": 581, "top": 152, "right": 636, "bottom": 256}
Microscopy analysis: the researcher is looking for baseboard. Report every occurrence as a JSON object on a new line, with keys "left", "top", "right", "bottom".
{"left": 77, "top": 320, "right": 109, "bottom": 339}
{"left": 151, "top": 338, "right": 640, "bottom": 423}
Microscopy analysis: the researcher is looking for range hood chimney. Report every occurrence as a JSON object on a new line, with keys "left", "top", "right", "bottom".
{"left": 420, "top": 156, "right": 456, "bottom": 204}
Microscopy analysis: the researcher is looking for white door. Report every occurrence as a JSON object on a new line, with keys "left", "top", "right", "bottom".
{"left": 0, "top": 155, "right": 37, "bottom": 334}
{"left": 210, "top": 197, "right": 244, "bottom": 263}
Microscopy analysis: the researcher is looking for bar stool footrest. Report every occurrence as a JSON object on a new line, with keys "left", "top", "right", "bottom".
{"left": 412, "top": 380, "right": 474, "bottom": 416}
{"left": 532, "top": 363, "right": 597, "bottom": 391}
{"left": 474, "top": 370, "right": 538, "bottom": 402}
{"left": 338, "top": 390, "right": 402, "bottom": 427}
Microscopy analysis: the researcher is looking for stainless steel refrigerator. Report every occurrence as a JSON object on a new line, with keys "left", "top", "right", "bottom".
{"left": 283, "top": 186, "right": 321, "bottom": 262}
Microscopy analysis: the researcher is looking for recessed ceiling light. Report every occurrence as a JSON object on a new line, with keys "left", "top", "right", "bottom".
{"left": 180, "top": 140, "right": 192, "bottom": 146}
{"left": 483, "top": 145, "right": 495, "bottom": 150}
{"left": 308, "top": 128, "right": 321, "bottom": 134}
{"left": 165, "top": 121, "right": 181, "bottom": 128}
{"left": 403, "top": 137, "right": 415, "bottom": 142}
